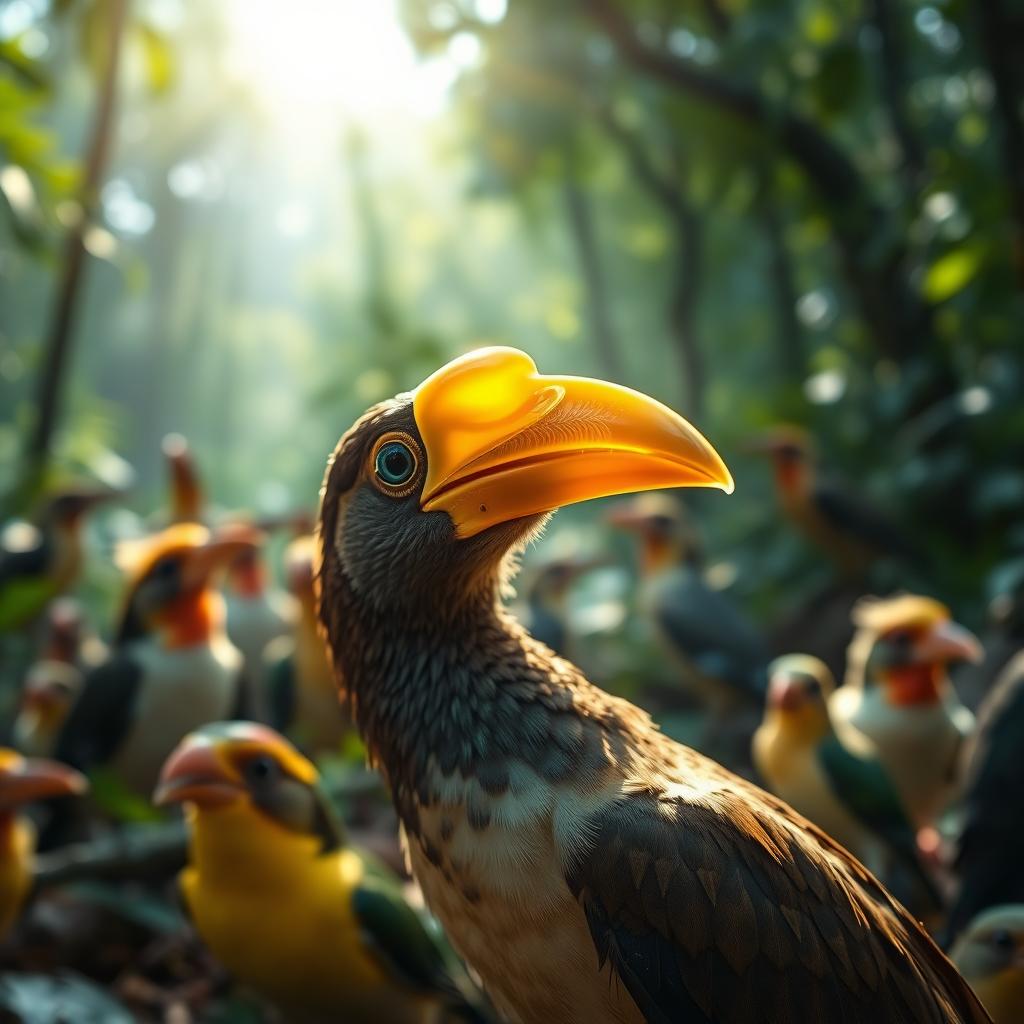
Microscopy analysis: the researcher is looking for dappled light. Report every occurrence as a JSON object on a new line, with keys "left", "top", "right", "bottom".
{"left": 1, "top": 0, "right": 1023, "bottom": 1020}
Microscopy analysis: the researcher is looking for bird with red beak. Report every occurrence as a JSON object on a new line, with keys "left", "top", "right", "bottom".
{"left": 831, "top": 594, "right": 982, "bottom": 828}
{"left": 0, "top": 748, "right": 85, "bottom": 938}
{"left": 54, "top": 523, "right": 261, "bottom": 799}
{"left": 316, "top": 348, "right": 987, "bottom": 1024}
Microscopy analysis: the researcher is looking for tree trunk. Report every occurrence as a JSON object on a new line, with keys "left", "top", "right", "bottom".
{"left": 975, "top": 0, "right": 1024, "bottom": 287}
{"left": 25, "top": 0, "right": 131, "bottom": 477}
{"left": 561, "top": 177, "right": 623, "bottom": 380}
{"left": 667, "top": 205, "right": 704, "bottom": 418}
{"left": 759, "top": 199, "right": 803, "bottom": 384}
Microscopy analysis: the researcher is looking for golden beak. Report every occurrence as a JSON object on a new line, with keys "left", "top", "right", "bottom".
{"left": 413, "top": 347, "right": 733, "bottom": 538}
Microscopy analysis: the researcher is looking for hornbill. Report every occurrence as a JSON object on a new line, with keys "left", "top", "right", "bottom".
{"left": 753, "top": 655, "right": 939, "bottom": 913}
{"left": 316, "top": 347, "right": 989, "bottom": 1024}
{"left": 749, "top": 426, "right": 919, "bottom": 579}
{"left": 0, "top": 486, "right": 113, "bottom": 632}
{"left": 54, "top": 523, "right": 258, "bottom": 800}
{"left": 154, "top": 722, "right": 489, "bottom": 1023}
{"left": 0, "top": 749, "right": 85, "bottom": 938}
{"left": 949, "top": 651, "right": 1024, "bottom": 940}
{"left": 830, "top": 595, "right": 981, "bottom": 828}
{"left": 950, "top": 905, "right": 1024, "bottom": 1024}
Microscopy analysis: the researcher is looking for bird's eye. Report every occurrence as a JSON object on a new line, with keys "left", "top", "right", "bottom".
{"left": 244, "top": 754, "right": 278, "bottom": 786}
{"left": 371, "top": 433, "right": 420, "bottom": 495}
{"left": 152, "top": 558, "right": 178, "bottom": 579}
{"left": 991, "top": 929, "right": 1015, "bottom": 953}
{"left": 888, "top": 629, "right": 913, "bottom": 647}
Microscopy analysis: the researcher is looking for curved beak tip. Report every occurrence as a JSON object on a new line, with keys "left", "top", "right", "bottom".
{"left": 414, "top": 347, "right": 734, "bottom": 534}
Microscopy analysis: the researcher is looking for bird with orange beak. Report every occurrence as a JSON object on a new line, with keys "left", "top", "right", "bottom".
{"left": 831, "top": 595, "right": 982, "bottom": 828}
{"left": 316, "top": 347, "right": 988, "bottom": 1023}
{"left": 54, "top": 523, "right": 260, "bottom": 799}
{"left": 748, "top": 427, "right": 918, "bottom": 580}
{"left": 0, "top": 748, "right": 85, "bottom": 939}
{"left": 154, "top": 722, "right": 489, "bottom": 1023}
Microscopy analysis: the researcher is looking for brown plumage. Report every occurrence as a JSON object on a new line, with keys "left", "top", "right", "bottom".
{"left": 316, "top": 349, "right": 988, "bottom": 1024}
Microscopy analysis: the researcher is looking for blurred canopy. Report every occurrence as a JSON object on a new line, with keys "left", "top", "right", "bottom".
{"left": 0, "top": 0, "right": 1022, "bottom": 618}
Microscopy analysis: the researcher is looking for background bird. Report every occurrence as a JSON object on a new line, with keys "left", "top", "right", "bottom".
{"left": 517, "top": 553, "right": 604, "bottom": 660}
{"left": 54, "top": 523, "right": 258, "bottom": 802}
{"left": 9, "top": 599, "right": 103, "bottom": 757}
{"left": 949, "top": 650, "right": 1024, "bottom": 940}
{"left": 0, "top": 486, "right": 113, "bottom": 634}
{"left": 749, "top": 426, "right": 920, "bottom": 581}
{"left": 753, "top": 654, "right": 939, "bottom": 912}
{"left": 0, "top": 748, "right": 85, "bottom": 939}
{"left": 154, "top": 721, "right": 489, "bottom": 1023}
{"left": 831, "top": 594, "right": 981, "bottom": 828}
{"left": 266, "top": 534, "right": 349, "bottom": 757}
{"left": 224, "top": 534, "right": 296, "bottom": 722}
{"left": 950, "top": 905, "right": 1024, "bottom": 1024}
{"left": 316, "top": 347, "right": 988, "bottom": 1024}
{"left": 608, "top": 492, "right": 768, "bottom": 749}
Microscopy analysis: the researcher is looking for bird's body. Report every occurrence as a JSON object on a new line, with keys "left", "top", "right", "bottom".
{"left": 0, "top": 816, "right": 32, "bottom": 939}
{"left": 181, "top": 803, "right": 433, "bottom": 1022}
{"left": 317, "top": 348, "right": 988, "bottom": 1024}
{"left": 155, "top": 723, "right": 486, "bottom": 1024}
{"left": 950, "top": 905, "right": 1024, "bottom": 1024}
{"left": 0, "top": 750, "right": 85, "bottom": 939}
{"left": 105, "top": 638, "right": 242, "bottom": 794}
{"left": 831, "top": 595, "right": 980, "bottom": 828}
{"left": 751, "top": 427, "right": 917, "bottom": 579}
{"left": 610, "top": 495, "right": 767, "bottom": 720}
{"left": 950, "top": 652, "right": 1024, "bottom": 939}
{"left": 55, "top": 525, "right": 254, "bottom": 799}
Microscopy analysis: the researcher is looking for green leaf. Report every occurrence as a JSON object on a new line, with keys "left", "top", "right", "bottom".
{"left": 136, "top": 23, "right": 174, "bottom": 95}
{"left": 923, "top": 246, "right": 984, "bottom": 303}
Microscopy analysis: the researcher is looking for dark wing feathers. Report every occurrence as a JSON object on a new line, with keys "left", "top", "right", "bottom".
{"left": 568, "top": 786, "right": 989, "bottom": 1024}
{"left": 352, "top": 876, "right": 488, "bottom": 1022}
{"left": 54, "top": 655, "right": 142, "bottom": 770}
{"left": 654, "top": 569, "right": 768, "bottom": 700}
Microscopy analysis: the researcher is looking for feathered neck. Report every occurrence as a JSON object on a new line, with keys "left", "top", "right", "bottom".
{"left": 319, "top": 555, "right": 625, "bottom": 836}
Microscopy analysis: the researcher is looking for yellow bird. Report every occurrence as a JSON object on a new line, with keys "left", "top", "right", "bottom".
{"left": 154, "top": 722, "right": 488, "bottom": 1023}
{"left": 951, "top": 905, "right": 1024, "bottom": 1024}
{"left": 0, "top": 748, "right": 86, "bottom": 939}
{"left": 753, "top": 655, "right": 939, "bottom": 911}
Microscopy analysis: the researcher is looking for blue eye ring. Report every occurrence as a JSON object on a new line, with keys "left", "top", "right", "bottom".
{"left": 372, "top": 432, "right": 420, "bottom": 495}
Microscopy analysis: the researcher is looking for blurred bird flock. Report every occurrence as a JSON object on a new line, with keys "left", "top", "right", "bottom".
{"left": 0, "top": 0, "right": 1023, "bottom": 1020}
